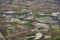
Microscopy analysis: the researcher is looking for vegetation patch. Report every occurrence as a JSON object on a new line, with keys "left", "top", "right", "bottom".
{"left": 46, "top": 36, "right": 60, "bottom": 40}
{"left": 54, "top": 28, "right": 60, "bottom": 33}
{"left": 10, "top": 22, "right": 19, "bottom": 26}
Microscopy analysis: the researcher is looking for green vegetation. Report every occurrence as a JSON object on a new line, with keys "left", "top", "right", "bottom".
{"left": 26, "top": 37, "right": 34, "bottom": 40}
{"left": 12, "top": 7, "right": 18, "bottom": 12}
{"left": 25, "top": 36, "right": 35, "bottom": 40}
{"left": 10, "top": 22, "right": 19, "bottom": 26}
{"left": 24, "top": 20, "right": 32, "bottom": 26}
{"left": 14, "top": 14, "right": 26, "bottom": 19}
{"left": 8, "top": 26, "right": 15, "bottom": 33}
{"left": 54, "top": 28, "right": 60, "bottom": 33}
{"left": 46, "top": 36, "right": 60, "bottom": 40}
{"left": 7, "top": 0, "right": 13, "bottom": 3}
{"left": 33, "top": 12, "right": 44, "bottom": 16}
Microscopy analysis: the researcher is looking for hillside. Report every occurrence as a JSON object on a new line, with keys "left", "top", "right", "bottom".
{"left": 1, "top": 0, "right": 60, "bottom": 12}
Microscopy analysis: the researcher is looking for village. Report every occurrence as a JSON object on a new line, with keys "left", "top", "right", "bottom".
{"left": 0, "top": 0, "right": 60, "bottom": 40}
